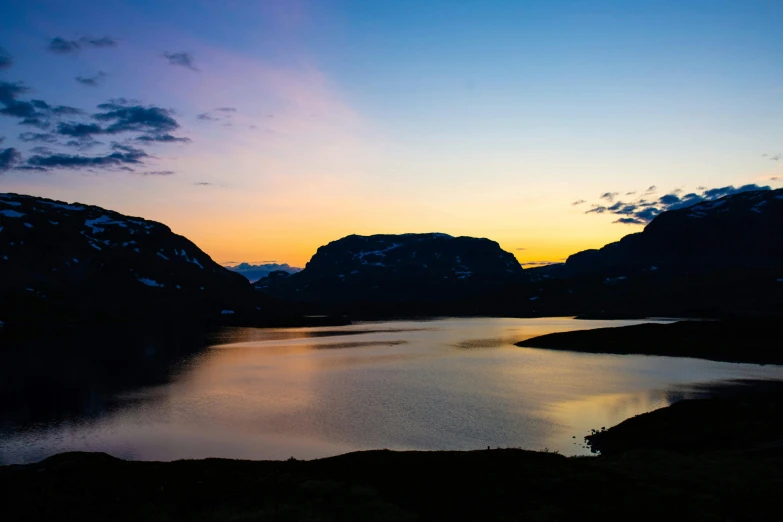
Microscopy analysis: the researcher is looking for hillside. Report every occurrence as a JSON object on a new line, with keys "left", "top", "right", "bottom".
{"left": 0, "top": 193, "right": 319, "bottom": 332}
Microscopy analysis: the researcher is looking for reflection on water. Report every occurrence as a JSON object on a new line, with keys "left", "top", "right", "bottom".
{"left": 1, "top": 317, "right": 782, "bottom": 464}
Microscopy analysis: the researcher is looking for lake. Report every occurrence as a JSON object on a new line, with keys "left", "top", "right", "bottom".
{"left": 2, "top": 317, "right": 782, "bottom": 464}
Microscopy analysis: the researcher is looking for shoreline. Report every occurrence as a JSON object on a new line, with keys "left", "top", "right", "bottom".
{"left": 517, "top": 316, "right": 783, "bottom": 365}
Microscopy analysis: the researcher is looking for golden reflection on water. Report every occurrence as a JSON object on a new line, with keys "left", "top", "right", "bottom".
{"left": 2, "top": 317, "right": 782, "bottom": 464}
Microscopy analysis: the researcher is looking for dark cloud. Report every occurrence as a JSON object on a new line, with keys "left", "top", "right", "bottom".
{"left": 48, "top": 37, "right": 81, "bottom": 54}
{"left": 1, "top": 83, "right": 83, "bottom": 128}
{"left": 163, "top": 51, "right": 198, "bottom": 71}
{"left": 216, "top": 107, "right": 236, "bottom": 112}
{"left": 625, "top": 191, "right": 636, "bottom": 196}
{"left": 57, "top": 122, "right": 104, "bottom": 137}
{"left": 583, "top": 183, "right": 772, "bottom": 225}
{"left": 193, "top": 182, "right": 213, "bottom": 186}
{"left": 47, "top": 36, "right": 117, "bottom": 54}
{"left": 0, "top": 47, "right": 12, "bottom": 69}
{"left": 614, "top": 217, "right": 645, "bottom": 225}
{"left": 81, "top": 36, "right": 117, "bottom": 48}
{"left": 19, "top": 132, "right": 58, "bottom": 143}
{"left": 644, "top": 185, "right": 657, "bottom": 194}
{"left": 26, "top": 142, "right": 147, "bottom": 170}
{"left": 14, "top": 165, "right": 49, "bottom": 172}
{"left": 0, "top": 81, "right": 37, "bottom": 119}
{"left": 658, "top": 194, "right": 680, "bottom": 205}
{"left": 196, "top": 113, "right": 217, "bottom": 121}
{"left": 29, "top": 146, "right": 54, "bottom": 154}
{"left": 75, "top": 71, "right": 107, "bottom": 87}
{"left": 0, "top": 147, "right": 21, "bottom": 172}
{"left": 93, "top": 104, "right": 179, "bottom": 134}
{"left": 64, "top": 136, "right": 103, "bottom": 150}
{"left": 571, "top": 199, "right": 586, "bottom": 206}
{"left": 599, "top": 192, "right": 619, "bottom": 201}
{"left": 136, "top": 133, "right": 190, "bottom": 143}
{"left": 137, "top": 170, "right": 174, "bottom": 176}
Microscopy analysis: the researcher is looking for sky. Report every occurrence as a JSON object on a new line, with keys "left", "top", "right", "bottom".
{"left": 1, "top": 0, "right": 781, "bottom": 267}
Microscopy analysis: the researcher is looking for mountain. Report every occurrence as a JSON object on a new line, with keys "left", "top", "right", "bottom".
{"left": 563, "top": 188, "right": 783, "bottom": 277}
{"left": 226, "top": 262, "right": 301, "bottom": 283}
{"left": 0, "top": 193, "right": 323, "bottom": 333}
{"left": 520, "top": 188, "right": 783, "bottom": 318}
{"left": 256, "top": 233, "right": 524, "bottom": 306}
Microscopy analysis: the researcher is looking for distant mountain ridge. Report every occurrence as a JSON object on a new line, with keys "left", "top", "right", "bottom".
{"left": 226, "top": 262, "right": 301, "bottom": 282}
{"left": 256, "top": 233, "right": 523, "bottom": 303}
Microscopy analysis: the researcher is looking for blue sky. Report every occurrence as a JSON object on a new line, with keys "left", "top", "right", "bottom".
{"left": 1, "top": 0, "right": 781, "bottom": 265}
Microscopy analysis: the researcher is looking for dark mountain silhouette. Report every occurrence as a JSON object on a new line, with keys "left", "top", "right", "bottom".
{"left": 0, "top": 193, "right": 334, "bottom": 333}
{"left": 256, "top": 233, "right": 523, "bottom": 304}
{"left": 561, "top": 188, "right": 783, "bottom": 277}
{"left": 515, "top": 188, "right": 783, "bottom": 318}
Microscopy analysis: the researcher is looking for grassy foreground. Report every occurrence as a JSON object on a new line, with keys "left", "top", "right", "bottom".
{"left": 1, "top": 446, "right": 782, "bottom": 521}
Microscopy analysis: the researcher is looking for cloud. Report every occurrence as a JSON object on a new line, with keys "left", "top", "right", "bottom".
{"left": 47, "top": 36, "right": 118, "bottom": 54}
{"left": 64, "top": 136, "right": 103, "bottom": 150}
{"left": 163, "top": 51, "right": 198, "bottom": 71}
{"left": 0, "top": 147, "right": 21, "bottom": 172}
{"left": 137, "top": 170, "right": 174, "bottom": 176}
{"left": 81, "top": 36, "right": 117, "bottom": 48}
{"left": 14, "top": 165, "right": 49, "bottom": 172}
{"left": 585, "top": 205, "right": 606, "bottom": 214}
{"left": 47, "top": 37, "right": 81, "bottom": 54}
{"left": 571, "top": 199, "right": 586, "bottom": 206}
{"left": 583, "top": 183, "right": 771, "bottom": 225}
{"left": 1, "top": 83, "right": 83, "bottom": 128}
{"left": 57, "top": 122, "right": 104, "bottom": 137}
{"left": 75, "top": 71, "right": 107, "bottom": 87}
{"left": 599, "top": 192, "right": 619, "bottom": 201}
{"left": 26, "top": 142, "right": 147, "bottom": 170}
{"left": 93, "top": 103, "right": 179, "bottom": 134}
{"left": 516, "top": 248, "right": 526, "bottom": 251}
{"left": 193, "top": 181, "right": 213, "bottom": 186}
{"left": 135, "top": 133, "right": 191, "bottom": 143}
{"left": 658, "top": 194, "right": 680, "bottom": 205}
{"left": 19, "top": 132, "right": 58, "bottom": 143}
{"left": 643, "top": 185, "right": 657, "bottom": 194}
{"left": 197, "top": 107, "right": 237, "bottom": 122}
{"left": 0, "top": 47, "right": 12, "bottom": 69}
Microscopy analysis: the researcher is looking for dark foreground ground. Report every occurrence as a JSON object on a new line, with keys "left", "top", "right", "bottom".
{"left": 517, "top": 316, "right": 783, "bottom": 365}
{"left": 2, "top": 385, "right": 783, "bottom": 522}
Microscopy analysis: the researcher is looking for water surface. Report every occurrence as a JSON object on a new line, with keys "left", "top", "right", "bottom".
{"left": 2, "top": 317, "right": 781, "bottom": 464}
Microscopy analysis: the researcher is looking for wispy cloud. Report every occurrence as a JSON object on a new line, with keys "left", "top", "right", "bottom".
{"left": 163, "top": 51, "right": 198, "bottom": 71}
{"left": 0, "top": 147, "right": 21, "bottom": 172}
{"left": 0, "top": 47, "right": 12, "bottom": 69}
{"left": 47, "top": 36, "right": 118, "bottom": 54}
{"left": 75, "top": 71, "right": 107, "bottom": 87}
